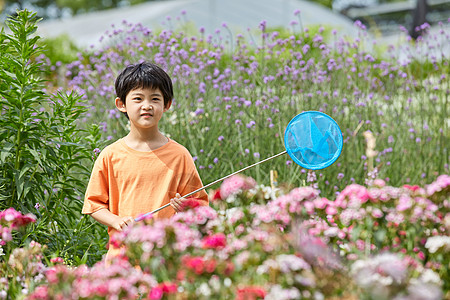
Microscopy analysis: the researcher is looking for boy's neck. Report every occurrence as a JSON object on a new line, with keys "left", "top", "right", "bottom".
{"left": 124, "top": 128, "right": 168, "bottom": 152}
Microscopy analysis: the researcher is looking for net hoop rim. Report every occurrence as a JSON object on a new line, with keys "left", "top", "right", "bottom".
{"left": 283, "top": 111, "right": 343, "bottom": 170}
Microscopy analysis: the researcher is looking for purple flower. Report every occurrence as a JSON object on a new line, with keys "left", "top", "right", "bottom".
{"left": 218, "top": 136, "right": 224, "bottom": 141}
{"left": 259, "top": 20, "right": 267, "bottom": 32}
{"left": 194, "top": 108, "right": 204, "bottom": 116}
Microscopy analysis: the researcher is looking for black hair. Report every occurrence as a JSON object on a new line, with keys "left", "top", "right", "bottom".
{"left": 115, "top": 62, "right": 174, "bottom": 118}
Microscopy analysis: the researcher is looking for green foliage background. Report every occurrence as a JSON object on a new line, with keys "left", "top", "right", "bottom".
{"left": 0, "top": 10, "right": 106, "bottom": 265}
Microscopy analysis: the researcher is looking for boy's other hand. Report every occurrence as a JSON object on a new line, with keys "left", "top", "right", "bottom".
{"left": 113, "top": 216, "right": 135, "bottom": 231}
{"left": 170, "top": 193, "right": 185, "bottom": 212}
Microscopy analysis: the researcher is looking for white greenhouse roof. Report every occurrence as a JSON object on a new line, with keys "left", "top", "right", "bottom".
{"left": 36, "top": 0, "right": 359, "bottom": 47}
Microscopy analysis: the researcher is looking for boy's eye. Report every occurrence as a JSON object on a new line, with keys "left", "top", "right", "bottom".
{"left": 133, "top": 97, "right": 142, "bottom": 101}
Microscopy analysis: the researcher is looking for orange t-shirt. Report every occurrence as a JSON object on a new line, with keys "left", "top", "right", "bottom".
{"left": 82, "top": 138, "right": 208, "bottom": 255}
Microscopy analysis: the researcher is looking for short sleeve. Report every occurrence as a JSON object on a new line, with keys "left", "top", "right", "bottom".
{"left": 82, "top": 153, "right": 110, "bottom": 214}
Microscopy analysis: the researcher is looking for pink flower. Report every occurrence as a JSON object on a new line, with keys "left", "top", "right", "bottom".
{"left": 418, "top": 251, "right": 425, "bottom": 260}
{"left": 426, "top": 174, "right": 450, "bottom": 196}
{"left": 220, "top": 175, "right": 256, "bottom": 199}
{"left": 313, "top": 197, "right": 328, "bottom": 209}
{"left": 202, "top": 233, "right": 227, "bottom": 249}
{"left": 0, "top": 208, "right": 36, "bottom": 229}
{"left": 289, "top": 186, "right": 319, "bottom": 201}
{"left": 27, "top": 286, "right": 49, "bottom": 299}
{"left": 396, "top": 195, "right": 413, "bottom": 211}
{"left": 45, "top": 267, "right": 59, "bottom": 284}
{"left": 371, "top": 208, "right": 383, "bottom": 218}
{"left": 50, "top": 257, "right": 64, "bottom": 264}
{"left": 325, "top": 205, "right": 337, "bottom": 215}
{"left": 149, "top": 286, "right": 163, "bottom": 300}
{"left": 336, "top": 184, "right": 369, "bottom": 207}
{"left": 1, "top": 227, "right": 12, "bottom": 242}
{"left": 373, "top": 178, "right": 386, "bottom": 187}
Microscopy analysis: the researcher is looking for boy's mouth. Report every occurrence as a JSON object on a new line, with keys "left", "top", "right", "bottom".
{"left": 140, "top": 113, "right": 152, "bottom": 117}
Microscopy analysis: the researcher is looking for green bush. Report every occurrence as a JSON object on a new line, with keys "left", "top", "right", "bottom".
{"left": 0, "top": 10, "right": 106, "bottom": 265}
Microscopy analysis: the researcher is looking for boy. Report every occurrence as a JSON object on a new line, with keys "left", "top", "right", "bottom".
{"left": 82, "top": 62, "right": 208, "bottom": 260}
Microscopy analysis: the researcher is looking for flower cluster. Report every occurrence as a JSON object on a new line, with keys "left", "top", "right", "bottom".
{"left": 28, "top": 258, "right": 156, "bottom": 299}
{"left": 218, "top": 174, "right": 257, "bottom": 200}
{"left": 12, "top": 173, "right": 450, "bottom": 298}
{"left": 0, "top": 208, "right": 36, "bottom": 244}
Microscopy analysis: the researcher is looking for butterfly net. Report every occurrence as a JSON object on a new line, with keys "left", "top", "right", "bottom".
{"left": 284, "top": 111, "right": 343, "bottom": 170}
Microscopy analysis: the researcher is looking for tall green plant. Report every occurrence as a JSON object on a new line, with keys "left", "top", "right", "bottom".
{"left": 0, "top": 10, "right": 106, "bottom": 265}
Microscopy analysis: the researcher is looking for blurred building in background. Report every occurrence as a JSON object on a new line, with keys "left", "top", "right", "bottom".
{"left": 1, "top": 0, "right": 448, "bottom": 47}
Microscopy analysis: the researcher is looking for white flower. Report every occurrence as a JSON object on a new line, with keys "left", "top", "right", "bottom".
{"left": 351, "top": 253, "right": 408, "bottom": 292}
{"left": 223, "top": 278, "right": 232, "bottom": 287}
{"left": 420, "top": 269, "right": 441, "bottom": 285}
{"left": 276, "top": 254, "right": 310, "bottom": 272}
{"left": 405, "top": 281, "right": 442, "bottom": 300}
{"left": 265, "top": 285, "right": 301, "bottom": 300}
{"left": 197, "top": 282, "right": 211, "bottom": 297}
{"left": 425, "top": 236, "right": 450, "bottom": 253}
{"left": 324, "top": 227, "right": 339, "bottom": 237}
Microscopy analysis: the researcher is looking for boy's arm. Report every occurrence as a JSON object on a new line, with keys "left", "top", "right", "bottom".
{"left": 90, "top": 208, "right": 134, "bottom": 231}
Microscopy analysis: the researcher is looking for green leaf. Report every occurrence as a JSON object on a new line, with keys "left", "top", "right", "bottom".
{"left": 0, "top": 142, "right": 14, "bottom": 163}
{"left": 374, "top": 229, "right": 386, "bottom": 244}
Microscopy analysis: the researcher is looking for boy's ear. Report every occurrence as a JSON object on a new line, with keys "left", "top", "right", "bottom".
{"left": 163, "top": 100, "right": 172, "bottom": 112}
{"left": 115, "top": 97, "right": 127, "bottom": 112}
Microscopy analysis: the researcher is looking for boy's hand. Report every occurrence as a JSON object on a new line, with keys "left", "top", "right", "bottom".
{"left": 112, "top": 216, "right": 135, "bottom": 231}
{"left": 170, "top": 193, "right": 185, "bottom": 213}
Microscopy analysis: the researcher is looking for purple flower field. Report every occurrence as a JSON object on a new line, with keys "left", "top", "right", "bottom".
{"left": 42, "top": 14, "right": 449, "bottom": 196}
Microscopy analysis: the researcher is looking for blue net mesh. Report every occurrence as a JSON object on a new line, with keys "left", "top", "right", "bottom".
{"left": 284, "top": 111, "right": 343, "bottom": 170}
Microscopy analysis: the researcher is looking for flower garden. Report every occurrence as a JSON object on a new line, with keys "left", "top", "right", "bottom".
{"left": 1, "top": 9, "right": 449, "bottom": 300}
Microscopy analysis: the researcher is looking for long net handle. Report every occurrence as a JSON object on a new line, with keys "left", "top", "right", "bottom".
{"left": 135, "top": 150, "right": 287, "bottom": 221}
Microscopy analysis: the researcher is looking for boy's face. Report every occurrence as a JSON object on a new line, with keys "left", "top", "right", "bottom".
{"left": 115, "top": 87, "right": 171, "bottom": 130}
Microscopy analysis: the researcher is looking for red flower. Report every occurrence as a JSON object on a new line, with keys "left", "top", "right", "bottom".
{"left": 224, "top": 261, "right": 235, "bottom": 276}
{"left": 236, "top": 286, "right": 266, "bottom": 300}
{"left": 159, "top": 282, "right": 177, "bottom": 294}
{"left": 403, "top": 184, "right": 420, "bottom": 192}
{"left": 183, "top": 256, "right": 205, "bottom": 274}
{"left": 182, "top": 255, "right": 218, "bottom": 275}
{"left": 181, "top": 198, "right": 201, "bottom": 210}
{"left": 211, "top": 188, "right": 222, "bottom": 201}
{"left": 203, "top": 258, "right": 217, "bottom": 273}
{"left": 202, "top": 233, "right": 227, "bottom": 249}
